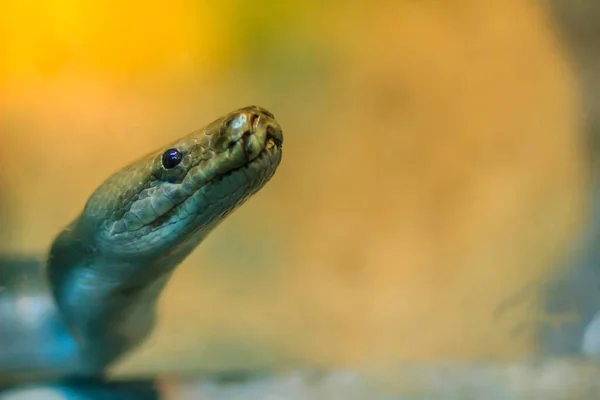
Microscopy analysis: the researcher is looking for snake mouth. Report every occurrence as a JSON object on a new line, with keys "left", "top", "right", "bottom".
{"left": 265, "top": 125, "right": 283, "bottom": 147}
{"left": 239, "top": 129, "right": 280, "bottom": 161}
{"left": 237, "top": 122, "right": 282, "bottom": 163}
{"left": 220, "top": 126, "right": 282, "bottom": 180}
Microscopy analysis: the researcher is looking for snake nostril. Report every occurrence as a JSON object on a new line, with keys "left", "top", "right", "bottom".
{"left": 250, "top": 113, "right": 260, "bottom": 131}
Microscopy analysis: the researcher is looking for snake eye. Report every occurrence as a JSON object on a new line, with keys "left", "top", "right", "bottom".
{"left": 162, "top": 148, "right": 183, "bottom": 169}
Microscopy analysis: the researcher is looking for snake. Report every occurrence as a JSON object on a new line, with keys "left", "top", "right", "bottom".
{"left": 0, "top": 105, "right": 283, "bottom": 383}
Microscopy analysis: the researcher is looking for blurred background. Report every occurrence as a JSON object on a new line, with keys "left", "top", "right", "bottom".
{"left": 1, "top": 0, "right": 599, "bottom": 397}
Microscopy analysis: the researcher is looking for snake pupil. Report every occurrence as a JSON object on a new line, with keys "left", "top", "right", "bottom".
{"left": 162, "top": 148, "right": 182, "bottom": 169}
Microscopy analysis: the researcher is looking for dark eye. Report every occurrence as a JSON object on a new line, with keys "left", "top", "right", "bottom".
{"left": 162, "top": 148, "right": 182, "bottom": 169}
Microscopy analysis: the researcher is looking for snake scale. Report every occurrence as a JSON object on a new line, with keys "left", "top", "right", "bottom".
{"left": 0, "top": 105, "right": 283, "bottom": 382}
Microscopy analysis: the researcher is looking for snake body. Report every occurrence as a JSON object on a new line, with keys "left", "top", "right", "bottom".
{"left": 0, "top": 106, "right": 283, "bottom": 381}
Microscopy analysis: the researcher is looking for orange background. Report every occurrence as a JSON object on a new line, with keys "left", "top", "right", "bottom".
{"left": 0, "top": 0, "right": 588, "bottom": 376}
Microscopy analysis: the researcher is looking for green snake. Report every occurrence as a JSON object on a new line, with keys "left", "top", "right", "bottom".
{"left": 3, "top": 106, "right": 283, "bottom": 378}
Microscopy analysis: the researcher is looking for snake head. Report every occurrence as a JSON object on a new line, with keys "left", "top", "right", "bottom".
{"left": 81, "top": 105, "right": 283, "bottom": 260}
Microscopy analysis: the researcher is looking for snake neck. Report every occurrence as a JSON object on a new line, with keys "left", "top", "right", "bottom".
{"left": 46, "top": 218, "right": 204, "bottom": 372}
